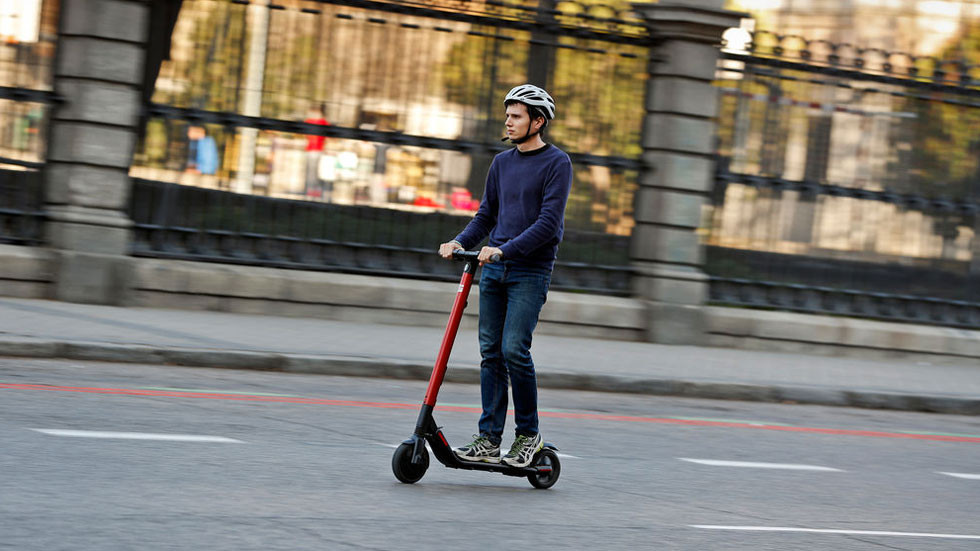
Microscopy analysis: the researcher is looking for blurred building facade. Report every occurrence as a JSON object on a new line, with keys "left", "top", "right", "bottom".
{"left": 730, "top": 0, "right": 980, "bottom": 55}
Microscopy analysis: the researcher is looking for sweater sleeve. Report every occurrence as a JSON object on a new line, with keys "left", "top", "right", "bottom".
{"left": 498, "top": 154, "right": 572, "bottom": 260}
{"left": 453, "top": 159, "right": 498, "bottom": 250}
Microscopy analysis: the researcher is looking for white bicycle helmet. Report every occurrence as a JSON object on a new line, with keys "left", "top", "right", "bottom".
{"left": 504, "top": 84, "right": 556, "bottom": 120}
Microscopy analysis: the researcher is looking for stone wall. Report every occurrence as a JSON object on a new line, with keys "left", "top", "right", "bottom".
{"left": 3, "top": 245, "right": 978, "bottom": 361}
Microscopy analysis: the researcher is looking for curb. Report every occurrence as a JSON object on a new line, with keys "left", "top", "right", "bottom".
{"left": 1, "top": 338, "right": 977, "bottom": 416}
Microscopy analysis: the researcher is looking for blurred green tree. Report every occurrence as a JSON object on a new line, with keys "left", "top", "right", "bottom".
{"left": 898, "top": 24, "right": 980, "bottom": 201}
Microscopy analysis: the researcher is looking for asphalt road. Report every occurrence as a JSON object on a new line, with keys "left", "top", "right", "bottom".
{"left": 2, "top": 358, "right": 979, "bottom": 550}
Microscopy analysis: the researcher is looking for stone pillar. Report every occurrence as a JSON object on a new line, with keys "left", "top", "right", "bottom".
{"left": 234, "top": 0, "right": 270, "bottom": 195}
{"left": 44, "top": 0, "right": 149, "bottom": 303}
{"left": 631, "top": 1, "right": 745, "bottom": 344}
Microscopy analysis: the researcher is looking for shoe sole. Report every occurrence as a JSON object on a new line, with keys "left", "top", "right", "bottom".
{"left": 501, "top": 442, "right": 544, "bottom": 468}
{"left": 454, "top": 451, "right": 501, "bottom": 463}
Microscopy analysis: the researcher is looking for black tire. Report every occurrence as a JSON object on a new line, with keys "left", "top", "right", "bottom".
{"left": 392, "top": 442, "right": 428, "bottom": 484}
{"left": 527, "top": 449, "right": 561, "bottom": 489}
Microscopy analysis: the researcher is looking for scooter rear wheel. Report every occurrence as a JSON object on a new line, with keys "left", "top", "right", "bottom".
{"left": 527, "top": 449, "right": 561, "bottom": 489}
{"left": 392, "top": 442, "right": 428, "bottom": 484}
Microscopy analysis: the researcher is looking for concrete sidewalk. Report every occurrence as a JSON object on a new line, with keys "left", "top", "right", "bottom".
{"left": 0, "top": 297, "right": 977, "bottom": 415}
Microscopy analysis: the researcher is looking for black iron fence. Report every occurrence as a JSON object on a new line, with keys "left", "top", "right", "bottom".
{"left": 129, "top": 0, "right": 648, "bottom": 294}
{"left": 708, "top": 30, "right": 980, "bottom": 327}
{"left": 0, "top": 0, "right": 61, "bottom": 245}
{"left": 129, "top": 178, "right": 632, "bottom": 293}
{"left": 0, "top": 167, "right": 45, "bottom": 245}
{"left": 10, "top": 0, "right": 978, "bottom": 326}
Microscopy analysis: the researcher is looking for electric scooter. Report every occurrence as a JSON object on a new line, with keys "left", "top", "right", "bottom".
{"left": 391, "top": 250, "right": 561, "bottom": 489}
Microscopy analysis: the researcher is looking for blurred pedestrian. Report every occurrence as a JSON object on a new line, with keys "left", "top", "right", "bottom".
{"left": 304, "top": 104, "right": 329, "bottom": 198}
{"left": 439, "top": 84, "right": 571, "bottom": 468}
{"left": 186, "top": 125, "right": 218, "bottom": 176}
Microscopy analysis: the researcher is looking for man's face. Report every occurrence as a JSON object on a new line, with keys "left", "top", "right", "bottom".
{"left": 505, "top": 103, "right": 542, "bottom": 139}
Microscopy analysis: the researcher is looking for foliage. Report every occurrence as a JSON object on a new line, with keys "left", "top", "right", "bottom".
{"left": 897, "top": 24, "right": 980, "bottom": 201}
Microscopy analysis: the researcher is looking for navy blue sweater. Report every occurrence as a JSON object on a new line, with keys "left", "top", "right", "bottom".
{"left": 454, "top": 144, "right": 572, "bottom": 270}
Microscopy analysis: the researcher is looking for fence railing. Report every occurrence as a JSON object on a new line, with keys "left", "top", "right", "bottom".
{"left": 129, "top": 0, "right": 648, "bottom": 294}
{"left": 706, "top": 167, "right": 980, "bottom": 328}
{"left": 0, "top": 168, "right": 45, "bottom": 245}
{"left": 707, "top": 30, "right": 980, "bottom": 328}
{"left": 129, "top": 178, "right": 633, "bottom": 293}
{"left": 11, "top": 0, "right": 980, "bottom": 327}
{"left": 0, "top": 0, "right": 61, "bottom": 245}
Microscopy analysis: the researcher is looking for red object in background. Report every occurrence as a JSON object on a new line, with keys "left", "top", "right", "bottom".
{"left": 450, "top": 188, "right": 480, "bottom": 211}
{"left": 413, "top": 197, "right": 445, "bottom": 208}
{"left": 305, "top": 118, "right": 329, "bottom": 151}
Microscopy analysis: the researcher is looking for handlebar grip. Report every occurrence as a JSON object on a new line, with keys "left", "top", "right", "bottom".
{"left": 449, "top": 250, "right": 501, "bottom": 264}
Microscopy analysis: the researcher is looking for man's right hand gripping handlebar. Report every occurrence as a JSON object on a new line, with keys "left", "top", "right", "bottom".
{"left": 439, "top": 241, "right": 502, "bottom": 265}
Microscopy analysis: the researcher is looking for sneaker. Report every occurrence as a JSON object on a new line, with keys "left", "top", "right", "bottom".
{"left": 501, "top": 433, "right": 543, "bottom": 467}
{"left": 454, "top": 434, "right": 500, "bottom": 463}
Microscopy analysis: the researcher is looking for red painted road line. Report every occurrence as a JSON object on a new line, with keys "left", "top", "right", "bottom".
{"left": 2, "top": 382, "right": 979, "bottom": 443}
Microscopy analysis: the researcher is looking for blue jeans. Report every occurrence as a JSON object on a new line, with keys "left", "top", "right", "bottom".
{"left": 477, "top": 262, "right": 551, "bottom": 446}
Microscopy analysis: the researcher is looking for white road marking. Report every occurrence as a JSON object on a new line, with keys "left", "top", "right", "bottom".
{"left": 679, "top": 458, "right": 843, "bottom": 471}
{"left": 31, "top": 429, "right": 244, "bottom": 443}
{"left": 937, "top": 472, "right": 980, "bottom": 480}
{"left": 690, "top": 525, "right": 980, "bottom": 540}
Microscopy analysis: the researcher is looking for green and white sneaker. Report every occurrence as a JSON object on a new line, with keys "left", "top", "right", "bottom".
{"left": 454, "top": 434, "right": 500, "bottom": 463}
{"left": 502, "top": 433, "right": 543, "bottom": 467}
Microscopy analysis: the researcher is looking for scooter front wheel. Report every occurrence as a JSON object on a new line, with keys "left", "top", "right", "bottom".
{"left": 392, "top": 442, "right": 428, "bottom": 484}
{"left": 527, "top": 448, "right": 561, "bottom": 489}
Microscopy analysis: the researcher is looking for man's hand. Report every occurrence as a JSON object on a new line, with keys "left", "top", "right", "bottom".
{"left": 478, "top": 246, "right": 503, "bottom": 265}
{"left": 439, "top": 240, "right": 463, "bottom": 259}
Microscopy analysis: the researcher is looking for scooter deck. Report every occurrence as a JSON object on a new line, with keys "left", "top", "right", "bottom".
{"left": 403, "top": 432, "right": 557, "bottom": 478}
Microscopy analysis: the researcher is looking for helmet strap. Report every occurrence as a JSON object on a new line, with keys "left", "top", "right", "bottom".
{"left": 510, "top": 126, "right": 538, "bottom": 144}
{"left": 509, "top": 110, "right": 545, "bottom": 144}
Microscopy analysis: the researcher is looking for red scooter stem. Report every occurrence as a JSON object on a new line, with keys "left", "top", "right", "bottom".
{"left": 423, "top": 262, "right": 475, "bottom": 406}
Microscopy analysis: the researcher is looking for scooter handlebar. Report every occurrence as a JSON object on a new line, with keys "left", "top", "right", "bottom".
{"left": 451, "top": 250, "right": 501, "bottom": 264}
